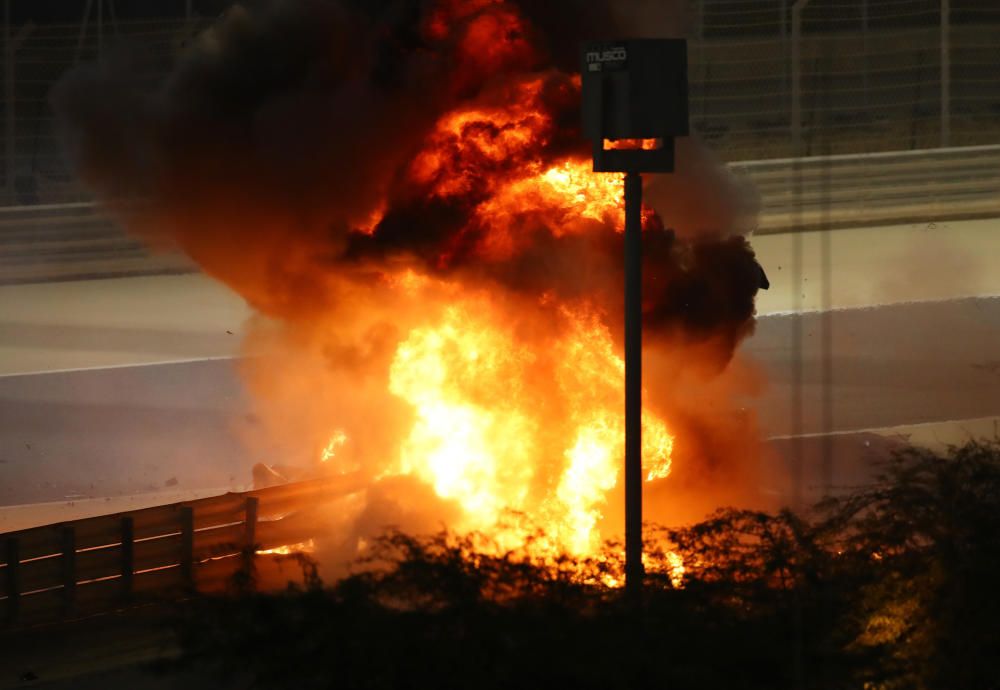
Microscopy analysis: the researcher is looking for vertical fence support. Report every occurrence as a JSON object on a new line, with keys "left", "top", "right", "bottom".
{"left": 74, "top": 0, "right": 94, "bottom": 65}
{"left": 60, "top": 526, "right": 76, "bottom": 616}
{"left": 180, "top": 506, "right": 195, "bottom": 591}
{"left": 862, "top": 0, "right": 869, "bottom": 129}
{"left": 244, "top": 497, "right": 259, "bottom": 549}
{"left": 940, "top": 0, "right": 950, "bottom": 147}
{"left": 780, "top": 0, "right": 789, "bottom": 139}
{"left": 790, "top": 5, "right": 812, "bottom": 690}
{"left": 96, "top": 0, "right": 103, "bottom": 56}
{"left": 242, "top": 497, "right": 259, "bottom": 589}
{"left": 2, "top": 6, "right": 33, "bottom": 206}
{"left": 3, "top": 538, "right": 19, "bottom": 625}
{"left": 120, "top": 517, "right": 134, "bottom": 600}
{"left": 3, "top": 0, "right": 13, "bottom": 205}
{"left": 791, "top": 0, "right": 812, "bottom": 157}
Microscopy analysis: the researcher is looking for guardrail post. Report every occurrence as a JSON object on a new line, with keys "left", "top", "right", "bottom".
{"left": 60, "top": 526, "right": 76, "bottom": 616}
{"left": 3, "top": 537, "right": 19, "bottom": 625}
{"left": 180, "top": 506, "right": 195, "bottom": 591}
{"left": 244, "top": 497, "right": 259, "bottom": 548}
{"left": 120, "top": 516, "right": 134, "bottom": 600}
{"left": 242, "top": 497, "right": 259, "bottom": 590}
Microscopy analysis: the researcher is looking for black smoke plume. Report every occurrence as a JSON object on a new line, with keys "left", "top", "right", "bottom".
{"left": 52, "top": 0, "right": 765, "bottom": 366}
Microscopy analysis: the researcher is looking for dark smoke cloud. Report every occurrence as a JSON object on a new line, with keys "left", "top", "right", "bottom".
{"left": 52, "top": 0, "right": 765, "bottom": 365}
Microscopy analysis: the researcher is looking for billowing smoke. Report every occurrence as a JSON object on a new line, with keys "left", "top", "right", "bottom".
{"left": 52, "top": 0, "right": 772, "bottom": 568}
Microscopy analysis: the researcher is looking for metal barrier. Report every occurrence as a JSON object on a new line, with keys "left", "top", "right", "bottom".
{"left": 2, "top": 144, "right": 998, "bottom": 284}
{"left": 0, "top": 473, "right": 365, "bottom": 628}
{"left": 0, "top": 202, "right": 192, "bottom": 284}
{"left": 735, "top": 144, "right": 1000, "bottom": 233}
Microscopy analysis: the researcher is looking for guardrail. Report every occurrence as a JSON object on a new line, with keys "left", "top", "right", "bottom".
{"left": 0, "top": 202, "right": 192, "bottom": 285}
{"left": 0, "top": 473, "right": 365, "bottom": 629}
{"left": 737, "top": 144, "right": 1000, "bottom": 233}
{"left": 1, "top": 145, "right": 998, "bottom": 285}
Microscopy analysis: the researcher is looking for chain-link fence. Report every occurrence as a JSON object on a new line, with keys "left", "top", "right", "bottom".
{"left": 1, "top": 10, "right": 210, "bottom": 206}
{"left": 1, "top": 0, "right": 998, "bottom": 206}
{"left": 0, "top": 0, "right": 998, "bottom": 284}
{"left": 690, "top": 0, "right": 1000, "bottom": 159}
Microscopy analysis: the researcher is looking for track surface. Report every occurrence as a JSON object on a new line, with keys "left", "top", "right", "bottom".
{"left": 1, "top": 296, "right": 998, "bottom": 507}
{"left": 1, "top": 218, "right": 998, "bottom": 508}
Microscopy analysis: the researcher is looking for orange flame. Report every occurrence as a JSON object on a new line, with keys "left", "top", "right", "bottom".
{"left": 603, "top": 138, "right": 662, "bottom": 151}
{"left": 322, "top": 296, "right": 675, "bottom": 559}
{"left": 257, "top": 538, "right": 317, "bottom": 556}
{"left": 310, "top": 73, "right": 678, "bottom": 565}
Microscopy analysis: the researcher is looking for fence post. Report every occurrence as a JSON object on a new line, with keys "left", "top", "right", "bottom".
{"left": 120, "top": 516, "right": 134, "bottom": 600}
{"left": 3, "top": 0, "right": 11, "bottom": 205}
{"left": 2, "top": 4, "right": 32, "bottom": 206}
{"left": 60, "top": 526, "right": 76, "bottom": 616}
{"left": 940, "top": 0, "right": 950, "bottom": 147}
{"left": 3, "top": 537, "right": 19, "bottom": 625}
{"left": 862, "top": 0, "right": 869, "bottom": 123}
{"left": 791, "top": 0, "right": 812, "bottom": 158}
{"left": 242, "top": 497, "right": 259, "bottom": 590}
{"left": 180, "top": 506, "right": 195, "bottom": 591}
{"left": 244, "top": 497, "right": 259, "bottom": 548}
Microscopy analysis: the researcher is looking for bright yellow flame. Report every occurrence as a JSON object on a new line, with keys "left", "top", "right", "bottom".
{"left": 320, "top": 430, "right": 347, "bottom": 462}
{"left": 666, "top": 550, "right": 685, "bottom": 588}
{"left": 374, "top": 297, "right": 673, "bottom": 560}
{"left": 388, "top": 308, "right": 537, "bottom": 529}
{"left": 256, "top": 538, "right": 316, "bottom": 556}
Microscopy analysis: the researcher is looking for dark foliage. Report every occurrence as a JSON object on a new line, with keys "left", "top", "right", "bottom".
{"left": 175, "top": 441, "right": 1000, "bottom": 690}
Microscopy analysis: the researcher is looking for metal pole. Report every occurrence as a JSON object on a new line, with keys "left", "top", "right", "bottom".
{"left": 623, "top": 171, "right": 644, "bottom": 595}
{"left": 789, "top": 6, "right": 811, "bottom": 687}
{"left": 107, "top": 0, "right": 118, "bottom": 39}
{"left": 791, "top": 1, "right": 811, "bottom": 155}
{"left": 790, "top": 2, "right": 810, "bottom": 483}
{"left": 862, "top": 0, "right": 869, "bottom": 123}
{"left": 941, "top": 0, "right": 950, "bottom": 147}
{"left": 3, "top": 0, "right": 12, "bottom": 205}
{"left": 75, "top": 0, "right": 94, "bottom": 65}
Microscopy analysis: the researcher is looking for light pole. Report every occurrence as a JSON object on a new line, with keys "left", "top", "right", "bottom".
{"left": 581, "top": 39, "right": 689, "bottom": 595}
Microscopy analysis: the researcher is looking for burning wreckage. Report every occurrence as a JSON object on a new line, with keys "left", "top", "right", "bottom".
{"left": 55, "top": 0, "right": 769, "bottom": 570}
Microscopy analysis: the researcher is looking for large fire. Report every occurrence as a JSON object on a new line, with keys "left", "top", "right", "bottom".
{"left": 312, "top": 79, "right": 676, "bottom": 560}
{"left": 380, "top": 299, "right": 672, "bottom": 557}
{"left": 56, "top": 0, "right": 767, "bottom": 581}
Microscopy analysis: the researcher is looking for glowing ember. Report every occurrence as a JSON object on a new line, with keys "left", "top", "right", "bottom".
{"left": 257, "top": 539, "right": 317, "bottom": 556}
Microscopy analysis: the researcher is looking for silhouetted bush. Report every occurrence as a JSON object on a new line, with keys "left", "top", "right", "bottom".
{"left": 176, "top": 441, "right": 1000, "bottom": 690}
